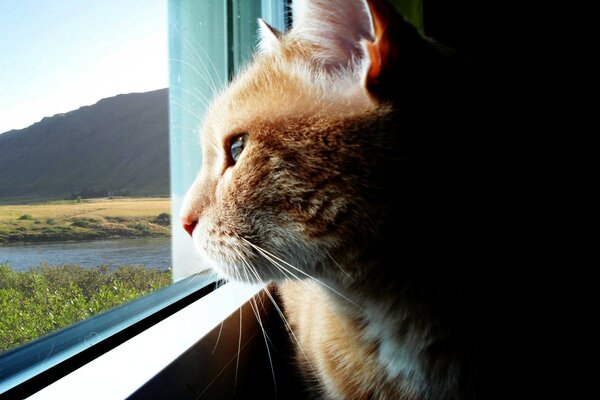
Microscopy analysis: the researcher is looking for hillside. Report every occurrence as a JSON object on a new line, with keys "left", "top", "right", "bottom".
{"left": 0, "top": 89, "right": 169, "bottom": 203}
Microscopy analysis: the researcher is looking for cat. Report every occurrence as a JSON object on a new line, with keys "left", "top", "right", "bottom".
{"left": 181, "top": 0, "right": 479, "bottom": 398}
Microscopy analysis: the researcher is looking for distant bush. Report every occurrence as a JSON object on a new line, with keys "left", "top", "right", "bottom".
{"left": 46, "top": 218, "right": 56, "bottom": 225}
{"left": 130, "top": 223, "right": 150, "bottom": 235}
{"left": 71, "top": 220, "right": 91, "bottom": 228}
{"left": 105, "top": 216, "right": 127, "bottom": 223}
{"left": 71, "top": 218, "right": 100, "bottom": 228}
{"left": 153, "top": 212, "right": 171, "bottom": 226}
{"left": 0, "top": 264, "right": 171, "bottom": 353}
{"left": 18, "top": 214, "right": 33, "bottom": 220}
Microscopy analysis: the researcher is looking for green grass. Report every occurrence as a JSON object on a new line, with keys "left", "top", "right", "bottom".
{"left": 0, "top": 263, "right": 172, "bottom": 353}
{"left": 0, "top": 198, "right": 171, "bottom": 244}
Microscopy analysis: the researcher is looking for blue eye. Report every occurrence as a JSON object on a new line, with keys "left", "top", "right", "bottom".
{"left": 229, "top": 134, "right": 246, "bottom": 164}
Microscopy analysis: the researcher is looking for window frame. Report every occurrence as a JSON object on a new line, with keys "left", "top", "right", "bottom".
{"left": 0, "top": 274, "right": 219, "bottom": 398}
{"left": 27, "top": 281, "right": 268, "bottom": 400}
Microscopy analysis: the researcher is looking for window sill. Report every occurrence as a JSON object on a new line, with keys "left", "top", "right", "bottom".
{"left": 25, "top": 280, "right": 265, "bottom": 399}
{"left": 0, "top": 274, "right": 267, "bottom": 399}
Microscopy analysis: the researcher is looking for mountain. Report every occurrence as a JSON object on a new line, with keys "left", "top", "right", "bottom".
{"left": 0, "top": 89, "right": 170, "bottom": 203}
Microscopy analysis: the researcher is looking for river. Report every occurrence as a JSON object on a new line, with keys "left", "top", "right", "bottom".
{"left": 0, "top": 237, "right": 171, "bottom": 272}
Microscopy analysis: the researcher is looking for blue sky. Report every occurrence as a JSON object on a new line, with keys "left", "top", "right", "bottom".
{"left": 0, "top": 1, "right": 168, "bottom": 134}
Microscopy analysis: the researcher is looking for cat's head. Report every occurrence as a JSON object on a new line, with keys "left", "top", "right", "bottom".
{"left": 181, "top": 0, "right": 431, "bottom": 284}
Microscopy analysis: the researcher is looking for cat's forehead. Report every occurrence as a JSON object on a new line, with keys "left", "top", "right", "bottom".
{"left": 202, "top": 53, "right": 371, "bottom": 139}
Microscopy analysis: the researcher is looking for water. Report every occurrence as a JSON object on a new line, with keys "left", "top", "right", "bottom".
{"left": 0, "top": 237, "right": 171, "bottom": 271}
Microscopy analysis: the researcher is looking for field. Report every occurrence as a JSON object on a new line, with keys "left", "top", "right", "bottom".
{"left": 0, "top": 264, "right": 172, "bottom": 352}
{"left": 0, "top": 197, "right": 171, "bottom": 244}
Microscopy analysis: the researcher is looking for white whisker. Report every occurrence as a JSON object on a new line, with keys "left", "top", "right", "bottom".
{"left": 327, "top": 250, "right": 353, "bottom": 280}
{"left": 211, "top": 320, "right": 224, "bottom": 354}
{"left": 241, "top": 237, "right": 360, "bottom": 308}
{"left": 171, "top": 25, "right": 221, "bottom": 93}
{"left": 260, "top": 286, "right": 318, "bottom": 378}
{"left": 234, "top": 306, "right": 242, "bottom": 396}
{"left": 249, "top": 296, "right": 278, "bottom": 398}
{"left": 171, "top": 100, "right": 204, "bottom": 121}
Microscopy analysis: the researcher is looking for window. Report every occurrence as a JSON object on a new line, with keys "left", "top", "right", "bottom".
{"left": 170, "top": 0, "right": 288, "bottom": 280}
{"left": 1, "top": 1, "right": 288, "bottom": 398}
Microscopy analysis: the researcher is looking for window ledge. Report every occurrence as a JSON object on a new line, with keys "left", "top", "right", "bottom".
{"left": 24, "top": 281, "right": 264, "bottom": 399}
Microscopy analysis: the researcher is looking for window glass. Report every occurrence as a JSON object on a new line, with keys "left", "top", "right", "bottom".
{"left": 169, "top": 0, "right": 287, "bottom": 280}
{"left": 0, "top": 1, "right": 288, "bottom": 391}
{"left": 0, "top": 0, "right": 170, "bottom": 354}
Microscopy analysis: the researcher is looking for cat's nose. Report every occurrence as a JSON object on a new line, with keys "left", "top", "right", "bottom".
{"left": 182, "top": 216, "right": 198, "bottom": 237}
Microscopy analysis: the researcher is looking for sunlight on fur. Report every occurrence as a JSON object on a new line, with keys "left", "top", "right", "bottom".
{"left": 180, "top": 0, "right": 478, "bottom": 399}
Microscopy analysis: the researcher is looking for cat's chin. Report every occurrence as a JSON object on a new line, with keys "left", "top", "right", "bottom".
{"left": 190, "top": 244, "right": 271, "bottom": 284}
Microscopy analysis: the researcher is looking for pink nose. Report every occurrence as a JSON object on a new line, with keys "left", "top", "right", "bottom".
{"left": 182, "top": 219, "right": 197, "bottom": 237}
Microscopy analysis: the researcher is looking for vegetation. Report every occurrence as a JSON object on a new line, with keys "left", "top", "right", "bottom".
{"left": 0, "top": 263, "right": 172, "bottom": 353}
{"left": 0, "top": 197, "right": 171, "bottom": 244}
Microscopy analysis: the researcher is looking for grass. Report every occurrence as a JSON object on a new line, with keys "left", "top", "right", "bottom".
{"left": 0, "top": 263, "right": 172, "bottom": 353}
{"left": 0, "top": 197, "right": 171, "bottom": 244}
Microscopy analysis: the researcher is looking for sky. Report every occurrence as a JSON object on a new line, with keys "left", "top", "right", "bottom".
{"left": 0, "top": 0, "right": 168, "bottom": 134}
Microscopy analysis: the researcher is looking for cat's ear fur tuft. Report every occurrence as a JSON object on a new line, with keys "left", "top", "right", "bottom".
{"left": 291, "top": 0, "right": 419, "bottom": 100}
{"left": 258, "top": 18, "right": 282, "bottom": 55}
{"left": 290, "top": 0, "right": 374, "bottom": 71}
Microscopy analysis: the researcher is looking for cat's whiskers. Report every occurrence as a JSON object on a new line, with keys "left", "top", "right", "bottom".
{"left": 240, "top": 237, "right": 360, "bottom": 308}
{"left": 183, "top": 267, "right": 219, "bottom": 289}
{"left": 237, "top": 250, "right": 312, "bottom": 364}
{"left": 238, "top": 256, "right": 280, "bottom": 396}
{"left": 259, "top": 284, "right": 318, "bottom": 378}
{"left": 173, "top": 85, "right": 210, "bottom": 109}
{"left": 171, "top": 99, "right": 205, "bottom": 122}
{"left": 191, "top": 86, "right": 213, "bottom": 109}
{"left": 233, "top": 306, "right": 242, "bottom": 396}
{"left": 254, "top": 246, "right": 302, "bottom": 281}
{"left": 171, "top": 124, "right": 201, "bottom": 135}
{"left": 171, "top": 25, "right": 221, "bottom": 94}
{"left": 248, "top": 294, "right": 278, "bottom": 399}
{"left": 169, "top": 58, "right": 216, "bottom": 101}
{"left": 326, "top": 250, "right": 353, "bottom": 280}
{"left": 182, "top": 30, "right": 224, "bottom": 91}
{"left": 252, "top": 245, "right": 350, "bottom": 328}
{"left": 239, "top": 256, "right": 313, "bottom": 396}
{"left": 236, "top": 238, "right": 345, "bottom": 379}
{"left": 211, "top": 319, "right": 225, "bottom": 354}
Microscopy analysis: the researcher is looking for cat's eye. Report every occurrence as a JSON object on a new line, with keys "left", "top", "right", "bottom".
{"left": 229, "top": 134, "right": 246, "bottom": 164}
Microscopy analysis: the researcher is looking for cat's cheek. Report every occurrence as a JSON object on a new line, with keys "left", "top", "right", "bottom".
{"left": 189, "top": 219, "right": 213, "bottom": 267}
{"left": 216, "top": 168, "right": 234, "bottom": 200}
{"left": 190, "top": 216, "right": 239, "bottom": 279}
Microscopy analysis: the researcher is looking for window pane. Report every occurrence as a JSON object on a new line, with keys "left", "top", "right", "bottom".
{"left": 169, "top": 0, "right": 287, "bottom": 280}
{"left": 0, "top": 1, "right": 170, "bottom": 355}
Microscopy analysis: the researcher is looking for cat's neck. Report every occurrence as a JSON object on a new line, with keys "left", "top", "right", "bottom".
{"left": 315, "top": 273, "right": 473, "bottom": 399}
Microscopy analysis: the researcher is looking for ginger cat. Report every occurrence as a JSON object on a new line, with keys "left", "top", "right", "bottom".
{"left": 181, "top": 0, "right": 478, "bottom": 398}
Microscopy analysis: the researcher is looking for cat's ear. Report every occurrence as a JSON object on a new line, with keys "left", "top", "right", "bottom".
{"left": 361, "top": 0, "right": 419, "bottom": 99}
{"left": 291, "top": 0, "right": 374, "bottom": 71}
{"left": 258, "top": 19, "right": 282, "bottom": 55}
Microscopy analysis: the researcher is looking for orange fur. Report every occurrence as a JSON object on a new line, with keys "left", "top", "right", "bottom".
{"left": 181, "top": 1, "right": 478, "bottom": 399}
{"left": 280, "top": 280, "right": 411, "bottom": 399}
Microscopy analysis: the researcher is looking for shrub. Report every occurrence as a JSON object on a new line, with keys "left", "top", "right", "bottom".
{"left": 153, "top": 212, "right": 171, "bottom": 226}
{"left": 18, "top": 214, "right": 33, "bottom": 220}
{"left": 0, "top": 264, "right": 171, "bottom": 352}
{"left": 71, "top": 220, "right": 90, "bottom": 228}
{"left": 130, "top": 223, "right": 150, "bottom": 235}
